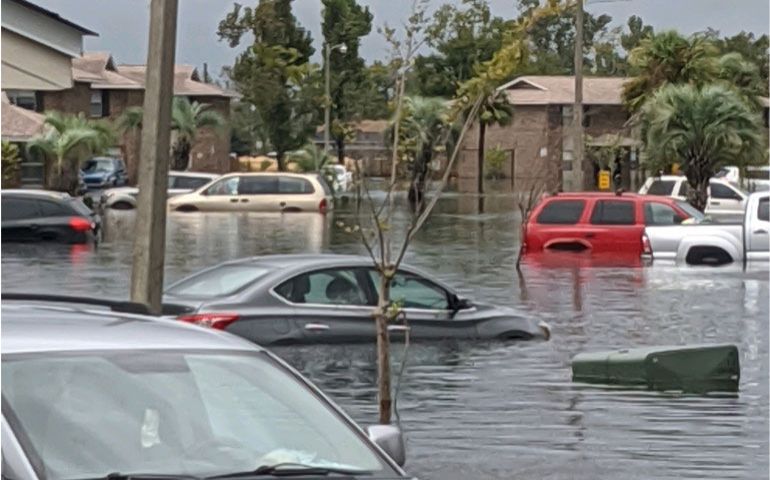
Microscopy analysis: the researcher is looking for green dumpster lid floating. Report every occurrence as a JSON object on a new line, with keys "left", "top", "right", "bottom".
{"left": 571, "top": 344, "right": 740, "bottom": 393}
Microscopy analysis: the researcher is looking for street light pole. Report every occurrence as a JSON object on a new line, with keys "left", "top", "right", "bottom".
{"left": 572, "top": 0, "right": 585, "bottom": 192}
{"left": 323, "top": 43, "right": 347, "bottom": 166}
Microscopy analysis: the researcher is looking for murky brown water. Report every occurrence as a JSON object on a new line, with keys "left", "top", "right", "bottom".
{"left": 2, "top": 191, "right": 768, "bottom": 480}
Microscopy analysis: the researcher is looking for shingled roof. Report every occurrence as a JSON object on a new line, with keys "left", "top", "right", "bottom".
{"left": 71, "top": 52, "right": 236, "bottom": 97}
{"left": 1, "top": 93, "right": 45, "bottom": 142}
{"left": 499, "top": 76, "right": 627, "bottom": 105}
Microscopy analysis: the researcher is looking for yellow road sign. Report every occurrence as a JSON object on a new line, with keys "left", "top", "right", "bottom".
{"left": 598, "top": 170, "right": 611, "bottom": 190}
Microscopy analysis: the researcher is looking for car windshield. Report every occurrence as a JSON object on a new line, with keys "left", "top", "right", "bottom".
{"left": 646, "top": 180, "right": 676, "bottom": 196}
{"left": 82, "top": 159, "right": 113, "bottom": 173}
{"left": 166, "top": 264, "right": 272, "bottom": 298}
{"left": 675, "top": 200, "right": 706, "bottom": 223}
{"left": 1, "top": 350, "right": 387, "bottom": 480}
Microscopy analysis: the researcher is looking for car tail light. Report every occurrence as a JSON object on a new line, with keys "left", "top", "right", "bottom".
{"left": 319, "top": 198, "right": 328, "bottom": 214}
{"left": 642, "top": 232, "right": 652, "bottom": 255}
{"left": 69, "top": 217, "right": 93, "bottom": 232}
{"left": 178, "top": 313, "right": 239, "bottom": 330}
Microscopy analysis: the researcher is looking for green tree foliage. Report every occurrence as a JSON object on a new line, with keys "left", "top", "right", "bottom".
{"left": 622, "top": 31, "right": 720, "bottom": 112}
{"left": 322, "top": 0, "right": 373, "bottom": 162}
{"left": 355, "top": 61, "right": 394, "bottom": 119}
{"left": 413, "top": 0, "right": 508, "bottom": 97}
{"left": 170, "top": 98, "right": 226, "bottom": 170}
{"left": 229, "top": 101, "right": 270, "bottom": 156}
{"left": 391, "top": 96, "right": 451, "bottom": 204}
{"left": 710, "top": 31, "right": 769, "bottom": 95}
{"left": 218, "top": 0, "right": 316, "bottom": 170}
{"left": 1, "top": 141, "right": 22, "bottom": 188}
{"left": 641, "top": 83, "right": 764, "bottom": 211}
{"left": 485, "top": 145, "right": 507, "bottom": 180}
{"left": 27, "top": 112, "right": 115, "bottom": 194}
{"left": 517, "top": 0, "right": 613, "bottom": 75}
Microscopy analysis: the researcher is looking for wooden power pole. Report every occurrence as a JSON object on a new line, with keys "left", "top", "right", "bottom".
{"left": 130, "top": 0, "right": 178, "bottom": 314}
{"left": 572, "top": 0, "right": 585, "bottom": 191}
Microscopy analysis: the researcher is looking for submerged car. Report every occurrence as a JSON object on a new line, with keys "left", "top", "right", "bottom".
{"left": 1, "top": 295, "right": 410, "bottom": 480}
{"left": 638, "top": 175, "right": 747, "bottom": 220}
{"left": 100, "top": 171, "right": 219, "bottom": 209}
{"left": 168, "top": 172, "right": 333, "bottom": 213}
{"left": 1, "top": 190, "right": 100, "bottom": 244}
{"left": 163, "top": 254, "right": 550, "bottom": 345}
{"left": 81, "top": 156, "right": 128, "bottom": 189}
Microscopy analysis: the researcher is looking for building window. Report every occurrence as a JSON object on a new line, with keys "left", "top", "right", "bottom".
{"left": 6, "top": 90, "right": 38, "bottom": 111}
{"left": 90, "top": 90, "right": 108, "bottom": 118}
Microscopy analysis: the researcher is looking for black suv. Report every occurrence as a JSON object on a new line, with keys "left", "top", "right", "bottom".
{"left": 1, "top": 190, "right": 100, "bottom": 244}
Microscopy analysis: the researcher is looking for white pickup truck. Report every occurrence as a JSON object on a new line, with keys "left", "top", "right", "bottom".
{"left": 643, "top": 191, "right": 769, "bottom": 265}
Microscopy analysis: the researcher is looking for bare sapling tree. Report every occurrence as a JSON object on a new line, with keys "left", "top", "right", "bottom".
{"left": 346, "top": 0, "right": 566, "bottom": 425}
{"left": 514, "top": 155, "right": 554, "bottom": 271}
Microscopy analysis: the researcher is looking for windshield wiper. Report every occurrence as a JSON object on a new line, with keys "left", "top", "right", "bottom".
{"left": 206, "top": 463, "right": 371, "bottom": 478}
{"left": 78, "top": 473, "right": 202, "bottom": 480}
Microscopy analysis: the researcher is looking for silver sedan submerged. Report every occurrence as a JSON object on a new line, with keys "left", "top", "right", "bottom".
{"left": 163, "top": 254, "right": 551, "bottom": 345}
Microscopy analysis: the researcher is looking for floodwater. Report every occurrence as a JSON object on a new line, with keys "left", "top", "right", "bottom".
{"left": 2, "top": 191, "right": 768, "bottom": 480}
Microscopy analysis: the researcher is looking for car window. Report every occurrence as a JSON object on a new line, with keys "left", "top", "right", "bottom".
{"left": 2, "top": 351, "right": 387, "bottom": 480}
{"left": 746, "top": 169, "right": 770, "bottom": 180}
{"left": 644, "top": 202, "right": 684, "bottom": 226}
{"left": 710, "top": 182, "right": 742, "bottom": 200}
{"left": 275, "top": 268, "right": 368, "bottom": 306}
{"left": 1, "top": 197, "right": 40, "bottom": 221}
{"left": 646, "top": 180, "right": 676, "bottom": 196}
{"left": 278, "top": 177, "right": 315, "bottom": 194}
{"left": 674, "top": 200, "right": 706, "bottom": 223}
{"left": 166, "top": 264, "right": 271, "bottom": 298}
{"left": 369, "top": 270, "right": 449, "bottom": 310}
{"left": 758, "top": 198, "right": 769, "bottom": 222}
{"left": 535, "top": 200, "right": 585, "bottom": 224}
{"left": 590, "top": 200, "right": 635, "bottom": 225}
{"left": 37, "top": 200, "right": 72, "bottom": 217}
{"left": 205, "top": 177, "right": 239, "bottom": 196}
{"left": 239, "top": 176, "right": 279, "bottom": 195}
{"left": 174, "top": 176, "right": 214, "bottom": 190}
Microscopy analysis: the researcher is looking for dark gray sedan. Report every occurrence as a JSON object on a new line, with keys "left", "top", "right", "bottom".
{"left": 164, "top": 254, "right": 551, "bottom": 345}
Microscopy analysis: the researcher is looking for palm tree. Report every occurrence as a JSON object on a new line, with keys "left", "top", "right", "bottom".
{"left": 475, "top": 90, "right": 513, "bottom": 195}
{"left": 641, "top": 83, "right": 764, "bottom": 211}
{"left": 116, "top": 106, "right": 144, "bottom": 181}
{"left": 288, "top": 143, "right": 333, "bottom": 172}
{"left": 27, "top": 112, "right": 114, "bottom": 194}
{"left": 717, "top": 52, "right": 765, "bottom": 111}
{"left": 623, "top": 31, "right": 719, "bottom": 113}
{"left": 393, "top": 96, "right": 450, "bottom": 207}
{"left": 170, "top": 97, "right": 226, "bottom": 170}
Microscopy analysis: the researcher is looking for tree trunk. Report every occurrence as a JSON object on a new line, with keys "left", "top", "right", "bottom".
{"left": 276, "top": 151, "right": 285, "bottom": 172}
{"left": 477, "top": 122, "right": 486, "bottom": 195}
{"left": 336, "top": 137, "right": 345, "bottom": 165}
{"left": 375, "top": 273, "right": 392, "bottom": 425}
{"left": 45, "top": 155, "right": 78, "bottom": 194}
{"left": 171, "top": 139, "right": 191, "bottom": 171}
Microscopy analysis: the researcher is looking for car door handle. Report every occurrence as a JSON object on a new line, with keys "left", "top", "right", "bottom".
{"left": 28, "top": 224, "right": 39, "bottom": 230}
{"left": 304, "top": 323, "right": 330, "bottom": 332}
{"left": 279, "top": 201, "right": 286, "bottom": 207}
{"left": 240, "top": 199, "right": 249, "bottom": 203}
{"left": 754, "top": 229, "right": 768, "bottom": 234}
{"left": 584, "top": 232, "right": 595, "bottom": 238}
{"left": 229, "top": 198, "right": 238, "bottom": 203}
{"left": 711, "top": 201, "right": 721, "bottom": 206}
{"left": 388, "top": 325, "right": 410, "bottom": 333}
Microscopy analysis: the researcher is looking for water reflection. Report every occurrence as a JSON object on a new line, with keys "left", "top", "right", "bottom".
{"left": 1, "top": 192, "right": 768, "bottom": 480}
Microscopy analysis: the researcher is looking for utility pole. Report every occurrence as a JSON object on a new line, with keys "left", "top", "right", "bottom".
{"left": 572, "top": 0, "right": 585, "bottom": 191}
{"left": 130, "top": 0, "right": 178, "bottom": 314}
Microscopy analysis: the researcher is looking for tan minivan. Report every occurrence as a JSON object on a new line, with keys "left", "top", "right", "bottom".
{"left": 167, "top": 172, "right": 333, "bottom": 213}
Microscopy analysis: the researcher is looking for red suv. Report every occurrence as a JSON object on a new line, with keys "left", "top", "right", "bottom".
{"left": 522, "top": 192, "right": 701, "bottom": 256}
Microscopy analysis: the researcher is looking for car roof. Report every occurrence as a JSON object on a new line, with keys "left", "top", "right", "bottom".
{"left": 545, "top": 192, "right": 642, "bottom": 199}
{"left": 170, "top": 171, "right": 219, "bottom": 178}
{"left": 219, "top": 172, "right": 320, "bottom": 179}
{"left": 0, "top": 189, "right": 72, "bottom": 201}
{"left": 1, "top": 302, "right": 261, "bottom": 355}
{"left": 648, "top": 175, "right": 732, "bottom": 185}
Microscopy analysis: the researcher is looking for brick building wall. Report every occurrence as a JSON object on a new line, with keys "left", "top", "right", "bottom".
{"left": 41, "top": 87, "right": 232, "bottom": 183}
{"left": 457, "top": 104, "right": 630, "bottom": 193}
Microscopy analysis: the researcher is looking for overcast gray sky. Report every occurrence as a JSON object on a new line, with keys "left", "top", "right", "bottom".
{"left": 35, "top": 0, "right": 770, "bottom": 79}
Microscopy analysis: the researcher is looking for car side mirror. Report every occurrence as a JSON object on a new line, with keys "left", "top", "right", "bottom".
{"left": 366, "top": 424, "right": 405, "bottom": 467}
{"left": 449, "top": 294, "right": 472, "bottom": 313}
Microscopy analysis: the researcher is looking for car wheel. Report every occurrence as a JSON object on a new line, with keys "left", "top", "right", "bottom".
{"left": 175, "top": 205, "right": 199, "bottom": 212}
{"left": 685, "top": 246, "right": 733, "bottom": 266}
{"left": 110, "top": 201, "right": 134, "bottom": 210}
